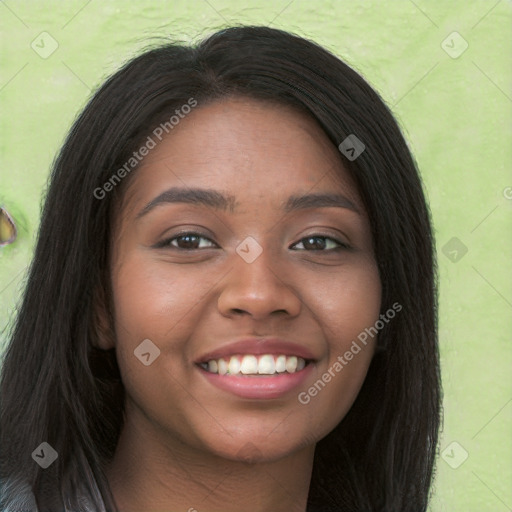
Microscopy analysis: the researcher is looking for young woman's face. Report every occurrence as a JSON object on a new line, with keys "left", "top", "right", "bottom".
{"left": 106, "top": 97, "right": 381, "bottom": 463}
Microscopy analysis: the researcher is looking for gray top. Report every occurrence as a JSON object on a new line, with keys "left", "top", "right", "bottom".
{"left": 0, "top": 476, "right": 109, "bottom": 512}
{"left": 1, "top": 477, "right": 38, "bottom": 511}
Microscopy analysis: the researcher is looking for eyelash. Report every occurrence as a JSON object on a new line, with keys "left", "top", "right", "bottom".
{"left": 155, "top": 231, "right": 351, "bottom": 252}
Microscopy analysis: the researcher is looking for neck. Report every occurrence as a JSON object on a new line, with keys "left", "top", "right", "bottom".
{"left": 105, "top": 411, "right": 315, "bottom": 512}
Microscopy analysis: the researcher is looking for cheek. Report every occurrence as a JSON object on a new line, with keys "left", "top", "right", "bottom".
{"left": 298, "top": 259, "right": 381, "bottom": 432}
{"left": 108, "top": 255, "right": 207, "bottom": 441}
{"left": 108, "top": 254, "right": 186, "bottom": 376}
{"left": 108, "top": 251, "right": 221, "bottom": 405}
{"left": 110, "top": 252, "right": 208, "bottom": 342}
{"left": 315, "top": 258, "right": 381, "bottom": 343}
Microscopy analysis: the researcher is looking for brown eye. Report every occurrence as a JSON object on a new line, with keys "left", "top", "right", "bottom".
{"left": 155, "top": 232, "right": 217, "bottom": 250}
{"left": 291, "top": 235, "right": 350, "bottom": 252}
{"left": 0, "top": 207, "right": 17, "bottom": 246}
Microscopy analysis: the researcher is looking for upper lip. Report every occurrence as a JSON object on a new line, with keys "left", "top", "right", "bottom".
{"left": 195, "top": 337, "right": 317, "bottom": 364}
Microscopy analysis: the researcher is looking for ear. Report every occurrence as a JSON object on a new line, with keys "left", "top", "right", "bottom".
{"left": 89, "top": 278, "right": 116, "bottom": 350}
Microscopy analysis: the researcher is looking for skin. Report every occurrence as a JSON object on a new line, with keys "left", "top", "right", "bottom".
{"left": 99, "top": 97, "right": 382, "bottom": 512}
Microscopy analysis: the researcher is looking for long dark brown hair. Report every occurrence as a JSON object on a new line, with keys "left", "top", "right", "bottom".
{"left": 0, "top": 25, "right": 441, "bottom": 511}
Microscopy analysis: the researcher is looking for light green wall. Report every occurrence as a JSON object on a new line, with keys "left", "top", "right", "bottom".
{"left": 1, "top": 1, "right": 511, "bottom": 510}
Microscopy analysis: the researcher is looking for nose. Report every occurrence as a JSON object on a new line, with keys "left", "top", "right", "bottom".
{"left": 217, "top": 242, "right": 302, "bottom": 321}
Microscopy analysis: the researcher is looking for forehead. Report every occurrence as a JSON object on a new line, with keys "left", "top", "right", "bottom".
{"left": 119, "top": 97, "right": 363, "bottom": 218}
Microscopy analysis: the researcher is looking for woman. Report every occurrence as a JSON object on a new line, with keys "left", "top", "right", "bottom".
{"left": 0, "top": 25, "right": 441, "bottom": 511}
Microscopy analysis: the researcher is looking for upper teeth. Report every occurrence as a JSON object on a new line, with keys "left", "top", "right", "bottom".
{"left": 201, "top": 354, "right": 307, "bottom": 375}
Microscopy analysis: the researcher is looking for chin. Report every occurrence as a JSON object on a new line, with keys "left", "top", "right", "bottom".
{"left": 198, "top": 430, "right": 313, "bottom": 464}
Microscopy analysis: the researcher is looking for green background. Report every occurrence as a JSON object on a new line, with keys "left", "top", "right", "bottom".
{"left": 1, "top": 1, "right": 511, "bottom": 510}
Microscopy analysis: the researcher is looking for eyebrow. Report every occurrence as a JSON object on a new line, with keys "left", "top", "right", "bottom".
{"left": 135, "top": 187, "right": 360, "bottom": 219}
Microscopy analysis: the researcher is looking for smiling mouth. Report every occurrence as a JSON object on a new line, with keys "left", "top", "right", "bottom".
{"left": 197, "top": 354, "right": 313, "bottom": 376}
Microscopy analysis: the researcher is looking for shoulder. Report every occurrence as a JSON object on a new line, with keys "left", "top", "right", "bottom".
{"left": 0, "top": 476, "right": 39, "bottom": 511}
{"left": 0, "top": 472, "right": 109, "bottom": 512}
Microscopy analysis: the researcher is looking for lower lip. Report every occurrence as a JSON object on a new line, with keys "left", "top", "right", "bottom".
{"left": 197, "top": 363, "right": 315, "bottom": 399}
